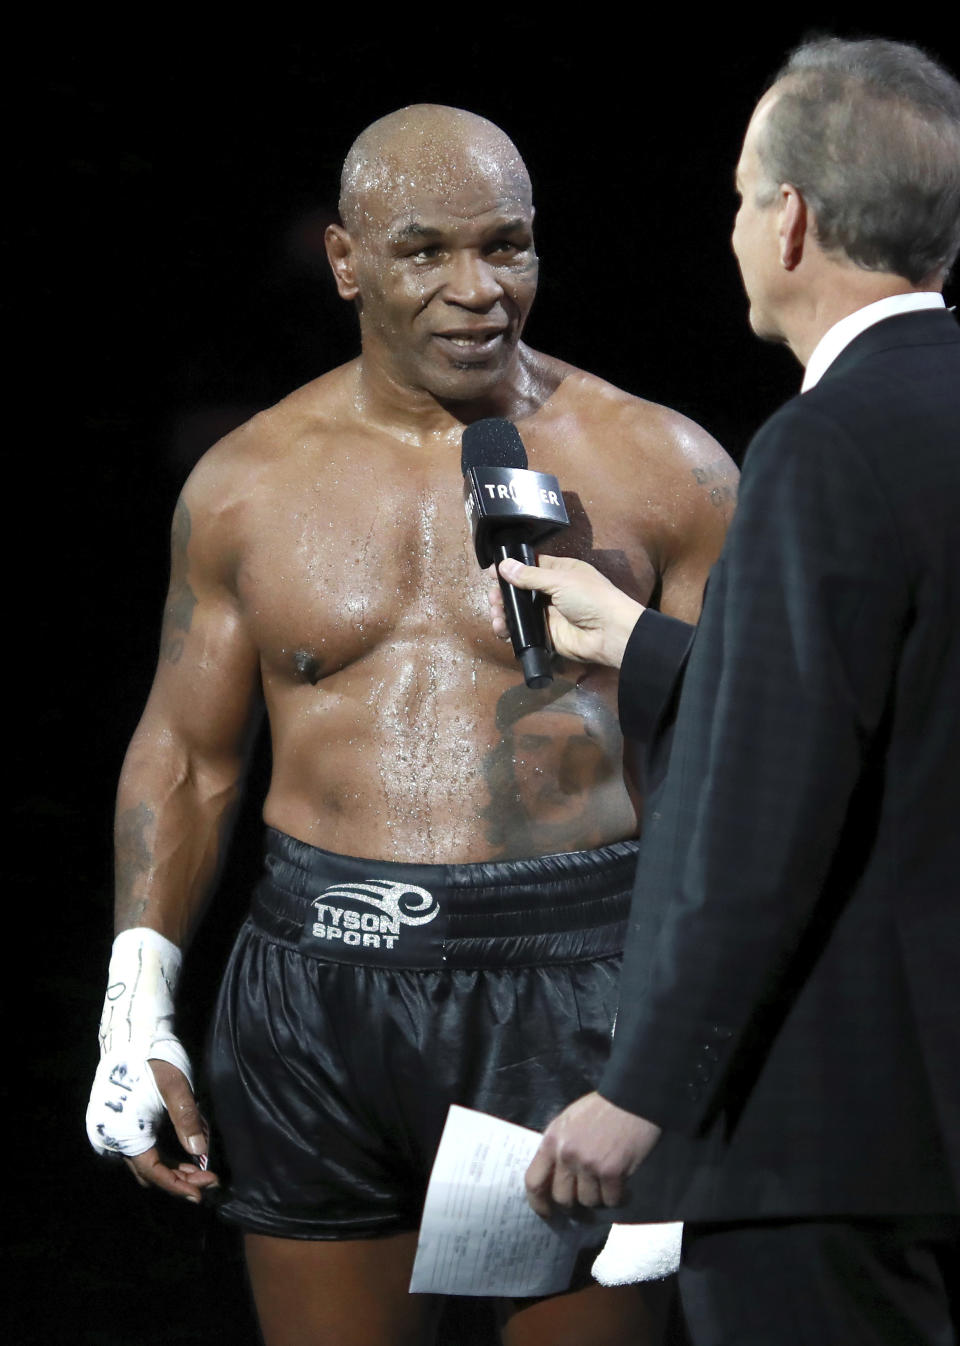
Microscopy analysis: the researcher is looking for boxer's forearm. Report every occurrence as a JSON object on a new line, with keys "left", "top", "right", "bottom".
{"left": 114, "top": 718, "right": 245, "bottom": 947}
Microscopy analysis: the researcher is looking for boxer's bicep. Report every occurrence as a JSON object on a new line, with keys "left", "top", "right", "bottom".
{"left": 149, "top": 490, "right": 261, "bottom": 756}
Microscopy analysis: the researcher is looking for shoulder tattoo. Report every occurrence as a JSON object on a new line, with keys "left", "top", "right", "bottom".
{"left": 691, "top": 461, "right": 738, "bottom": 510}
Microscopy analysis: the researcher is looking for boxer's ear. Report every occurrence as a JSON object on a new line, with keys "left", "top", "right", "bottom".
{"left": 325, "top": 224, "right": 360, "bottom": 300}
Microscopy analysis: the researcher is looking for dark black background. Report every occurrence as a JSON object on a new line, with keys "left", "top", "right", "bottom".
{"left": 14, "top": 15, "right": 957, "bottom": 1344}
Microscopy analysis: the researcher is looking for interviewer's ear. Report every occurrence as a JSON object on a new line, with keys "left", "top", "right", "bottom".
{"left": 325, "top": 224, "right": 360, "bottom": 300}
{"left": 779, "top": 185, "right": 808, "bottom": 270}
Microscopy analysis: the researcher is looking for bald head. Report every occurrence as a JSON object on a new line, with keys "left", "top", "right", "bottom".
{"left": 326, "top": 103, "right": 538, "bottom": 403}
{"left": 339, "top": 104, "right": 532, "bottom": 236}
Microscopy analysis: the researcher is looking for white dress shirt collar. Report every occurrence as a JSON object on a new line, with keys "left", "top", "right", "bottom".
{"left": 801, "top": 292, "right": 946, "bottom": 392}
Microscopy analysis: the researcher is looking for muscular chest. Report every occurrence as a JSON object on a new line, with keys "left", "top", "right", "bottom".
{"left": 237, "top": 446, "right": 658, "bottom": 684}
{"left": 237, "top": 458, "right": 486, "bottom": 679}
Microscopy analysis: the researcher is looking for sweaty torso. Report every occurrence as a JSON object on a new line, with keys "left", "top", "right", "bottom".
{"left": 219, "top": 349, "right": 718, "bottom": 862}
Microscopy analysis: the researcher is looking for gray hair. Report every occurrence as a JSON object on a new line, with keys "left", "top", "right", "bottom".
{"left": 757, "top": 37, "right": 960, "bottom": 283}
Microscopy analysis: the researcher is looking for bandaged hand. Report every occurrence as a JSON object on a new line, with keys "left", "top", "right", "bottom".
{"left": 85, "top": 927, "right": 200, "bottom": 1160}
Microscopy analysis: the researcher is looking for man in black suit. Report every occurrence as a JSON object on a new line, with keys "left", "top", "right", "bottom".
{"left": 491, "top": 36, "right": 960, "bottom": 1345}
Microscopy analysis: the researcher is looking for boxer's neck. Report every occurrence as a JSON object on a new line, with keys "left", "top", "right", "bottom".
{"left": 352, "top": 347, "right": 541, "bottom": 448}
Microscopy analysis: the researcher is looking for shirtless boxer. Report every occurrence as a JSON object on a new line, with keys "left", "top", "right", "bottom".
{"left": 86, "top": 105, "right": 737, "bottom": 1346}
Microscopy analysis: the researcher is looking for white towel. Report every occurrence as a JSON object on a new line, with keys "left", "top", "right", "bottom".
{"left": 591, "top": 1222, "right": 683, "bottom": 1285}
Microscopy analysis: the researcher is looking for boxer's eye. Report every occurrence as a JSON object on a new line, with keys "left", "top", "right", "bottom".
{"left": 487, "top": 234, "right": 532, "bottom": 261}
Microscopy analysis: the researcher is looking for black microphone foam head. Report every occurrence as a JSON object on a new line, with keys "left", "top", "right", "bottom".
{"left": 461, "top": 418, "right": 528, "bottom": 474}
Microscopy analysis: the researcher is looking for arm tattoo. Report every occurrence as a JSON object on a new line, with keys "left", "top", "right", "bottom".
{"left": 160, "top": 499, "right": 198, "bottom": 664}
{"left": 115, "top": 802, "right": 156, "bottom": 926}
{"left": 692, "top": 462, "right": 738, "bottom": 510}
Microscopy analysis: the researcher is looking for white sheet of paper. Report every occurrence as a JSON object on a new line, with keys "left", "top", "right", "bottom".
{"left": 410, "top": 1105, "right": 610, "bottom": 1298}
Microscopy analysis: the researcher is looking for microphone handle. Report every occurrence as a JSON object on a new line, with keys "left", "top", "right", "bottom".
{"left": 493, "top": 537, "right": 553, "bottom": 688}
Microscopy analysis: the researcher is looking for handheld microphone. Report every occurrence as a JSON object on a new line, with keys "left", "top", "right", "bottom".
{"left": 461, "top": 418, "right": 569, "bottom": 689}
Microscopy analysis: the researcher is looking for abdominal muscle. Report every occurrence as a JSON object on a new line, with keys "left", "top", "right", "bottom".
{"left": 260, "top": 640, "right": 638, "bottom": 864}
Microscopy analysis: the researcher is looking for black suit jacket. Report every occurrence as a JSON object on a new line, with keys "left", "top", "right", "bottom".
{"left": 602, "top": 308, "right": 960, "bottom": 1221}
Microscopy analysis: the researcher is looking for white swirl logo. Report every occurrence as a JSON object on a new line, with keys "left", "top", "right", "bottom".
{"left": 310, "top": 880, "right": 440, "bottom": 949}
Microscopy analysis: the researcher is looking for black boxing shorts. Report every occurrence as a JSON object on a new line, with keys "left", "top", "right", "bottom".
{"left": 208, "top": 827, "right": 639, "bottom": 1240}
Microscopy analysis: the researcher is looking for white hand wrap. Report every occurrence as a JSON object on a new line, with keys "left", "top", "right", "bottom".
{"left": 85, "top": 927, "right": 194, "bottom": 1158}
{"left": 592, "top": 1222, "right": 683, "bottom": 1285}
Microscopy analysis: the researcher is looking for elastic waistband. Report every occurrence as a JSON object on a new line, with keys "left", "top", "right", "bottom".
{"left": 249, "top": 828, "right": 639, "bottom": 969}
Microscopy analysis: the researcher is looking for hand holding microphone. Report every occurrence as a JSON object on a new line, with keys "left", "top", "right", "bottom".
{"left": 461, "top": 417, "right": 569, "bottom": 688}
{"left": 488, "top": 554, "right": 645, "bottom": 670}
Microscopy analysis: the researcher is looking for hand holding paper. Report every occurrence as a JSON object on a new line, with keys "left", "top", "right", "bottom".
{"left": 410, "top": 1106, "right": 680, "bottom": 1298}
